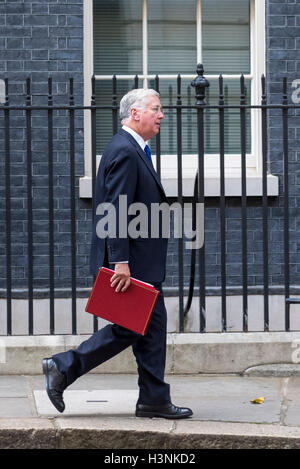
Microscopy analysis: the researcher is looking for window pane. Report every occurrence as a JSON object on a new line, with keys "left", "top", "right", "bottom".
{"left": 148, "top": 0, "right": 196, "bottom": 74}
{"left": 93, "top": 0, "right": 143, "bottom": 75}
{"left": 95, "top": 79, "right": 139, "bottom": 154}
{"left": 148, "top": 78, "right": 251, "bottom": 155}
{"left": 148, "top": 78, "right": 196, "bottom": 154}
{"left": 202, "top": 0, "right": 250, "bottom": 74}
{"left": 205, "top": 79, "right": 251, "bottom": 154}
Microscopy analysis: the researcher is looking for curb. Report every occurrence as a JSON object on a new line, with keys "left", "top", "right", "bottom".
{"left": 1, "top": 418, "right": 300, "bottom": 449}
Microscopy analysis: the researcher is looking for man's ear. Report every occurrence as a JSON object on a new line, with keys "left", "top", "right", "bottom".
{"left": 130, "top": 107, "right": 140, "bottom": 121}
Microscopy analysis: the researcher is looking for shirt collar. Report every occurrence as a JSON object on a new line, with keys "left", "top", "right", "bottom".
{"left": 122, "top": 125, "right": 147, "bottom": 151}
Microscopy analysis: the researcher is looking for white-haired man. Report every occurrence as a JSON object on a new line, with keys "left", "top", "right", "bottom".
{"left": 42, "top": 88, "right": 193, "bottom": 419}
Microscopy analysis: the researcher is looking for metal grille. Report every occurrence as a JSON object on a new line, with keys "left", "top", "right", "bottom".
{"left": 1, "top": 64, "right": 299, "bottom": 335}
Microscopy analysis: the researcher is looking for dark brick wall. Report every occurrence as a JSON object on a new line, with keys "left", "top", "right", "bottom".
{"left": 1, "top": 0, "right": 300, "bottom": 297}
{"left": 264, "top": 0, "right": 300, "bottom": 289}
{"left": 0, "top": 0, "right": 90, "bottom": 294}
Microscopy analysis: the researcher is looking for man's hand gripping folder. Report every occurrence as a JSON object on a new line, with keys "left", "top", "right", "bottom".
{"left": 85, "top": 267, "right": 159, "bottom": 335}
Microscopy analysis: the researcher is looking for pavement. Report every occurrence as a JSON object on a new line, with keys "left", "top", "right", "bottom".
{"left": 2, "top": 370, "right": 300, "bottom": 449}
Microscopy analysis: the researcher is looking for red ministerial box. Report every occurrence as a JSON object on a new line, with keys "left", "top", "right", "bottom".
{"left": 85, "top": 267, "right": 159, "bottom": 335}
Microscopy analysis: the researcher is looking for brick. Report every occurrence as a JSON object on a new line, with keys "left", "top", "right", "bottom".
{"left": 32, "top": 4, "right": 50, "bottom": 14}
{"left": 67, "top": 61, "right": 83, "bottom": 72}
{"left": 24, "top": 15, "right": 58, "bottom": 26}
{"left": 6, "top": 15, "right": 24, "bottom": 26}
{"left": 268, "top": 37, "right": 286, "bottom": 48}
{"left": 24, "top": 38, "right": 57, "bottom": 49}
{"left": 66, "top": 15, "right": 83, "bottom": 27}
{"left": 58, "top": 15, "right": 67, "bottom": 27}
{"left": 31, "top": 50, "right": 49, "bottom": 60}
{"left": 0, "top": 50, "right": 30, "bottom": 60}
{"left": 0, "top": 4, "right": 31, "bottom": 14}
{"left": 49, "top": 27, "right": 83, "bottom": 38}
{"left": 49, "top": 5, "right": 83, "bottom": 14}
{"left": 24, "top": 61, "right": 53, "bottom": 72}
{"left": 287, "top": 16, "right": 296, "bottom": 26}
{"left": 270, "top": 4, "right": 300, "bottom": 14}
{"left": 67, "top": 38, "right": 82, "bottom": 49}
{"left": 0, "top": 26, "right": 31, "bottom": 37}
{"left": 6, "top": 61, "right": 23, "bottom": 72}
{"left": 269, "top": 26, "right": 300, "bottom": 37}
{"left": 31, "top": 27, "right": 50, "bottom": 39}
{"left": 6, "top": 37, "right": 24, "bottom": 49}
{"left": 269, "top": 16, "right": 287, "bottom": 26}
{"left": 49, "top": 50, "right": 82, "bottom": 60}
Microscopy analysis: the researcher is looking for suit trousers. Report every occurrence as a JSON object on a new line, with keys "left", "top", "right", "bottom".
{"left": 52, "top": 283, "right": 171, "bottom": 405}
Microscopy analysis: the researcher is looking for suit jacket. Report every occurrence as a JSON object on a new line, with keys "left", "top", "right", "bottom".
{"left": 90, "top": 129, "right": 168, "bottom": 283}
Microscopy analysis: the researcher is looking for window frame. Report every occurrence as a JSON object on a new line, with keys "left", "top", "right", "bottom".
{"left": 80, "top": 0, "right": 278, "bottom": 198}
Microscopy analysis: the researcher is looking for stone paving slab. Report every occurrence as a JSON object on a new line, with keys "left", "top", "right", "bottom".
{"left": 0, "top": 376, "right": 29, "bottom": 397}
{"left": 0, "top": 398, "right": 33, "bottom": 418}
{"left": 34, "top": 389, "right": 139, "bottom": 417}
{"left": 281, "top": 377, "right": 300, "bottom": 427}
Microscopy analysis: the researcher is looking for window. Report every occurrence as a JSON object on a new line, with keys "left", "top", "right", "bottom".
{"left": 81, "top": 0, "right": 277, "bottom": 198}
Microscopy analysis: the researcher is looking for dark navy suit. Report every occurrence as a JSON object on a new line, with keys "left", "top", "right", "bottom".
{"left": 52, "top": 129, "right": 171, "bottom": 405}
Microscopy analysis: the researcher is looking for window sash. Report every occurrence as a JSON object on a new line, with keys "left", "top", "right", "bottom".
{"left": 83, "top": 0, "right": 264, "bottom": 178}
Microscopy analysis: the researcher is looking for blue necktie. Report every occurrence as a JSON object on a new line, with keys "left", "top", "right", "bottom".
{"left": 144, "top": 145, "right": 153, "bottom": 166}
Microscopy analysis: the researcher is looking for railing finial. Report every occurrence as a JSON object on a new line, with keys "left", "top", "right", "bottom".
{"left": 191, "top": 63, "right": 209, "bottom": 105}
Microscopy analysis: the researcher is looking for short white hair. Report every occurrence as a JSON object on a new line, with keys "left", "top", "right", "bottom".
{"left": 119, "top": 88, "right": 159, "bottom": 124}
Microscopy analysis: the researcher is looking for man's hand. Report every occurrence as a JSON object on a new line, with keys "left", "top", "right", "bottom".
{"left": 110, "top": 263, "right": 131, "bottom": 292}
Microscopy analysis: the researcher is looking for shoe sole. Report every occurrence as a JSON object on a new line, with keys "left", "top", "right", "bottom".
{"left": 42, "top": 358, "right": 48, "bottom": 376}
{"left": 42, "top": 358, "right": 65, "bottom": 413}
{"left": 136, "top": 410, "right": 193, "bottom": 419}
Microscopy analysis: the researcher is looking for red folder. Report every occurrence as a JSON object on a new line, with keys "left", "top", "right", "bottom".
{"left": 85, "top": 267, "right": 159, "bottom": 335}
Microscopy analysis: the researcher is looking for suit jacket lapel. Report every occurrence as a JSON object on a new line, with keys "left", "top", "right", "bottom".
{"left": 119, "top": 129, "right": 166, "bottom": 197}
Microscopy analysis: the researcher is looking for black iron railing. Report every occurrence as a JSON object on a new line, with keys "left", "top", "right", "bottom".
{"left": 1, "top": 64, "right": 300, "bottom": 335}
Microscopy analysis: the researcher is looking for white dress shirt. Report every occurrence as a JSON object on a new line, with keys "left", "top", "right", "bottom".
{"left": 122, "top": 125, "right": 147, "bottom": 151}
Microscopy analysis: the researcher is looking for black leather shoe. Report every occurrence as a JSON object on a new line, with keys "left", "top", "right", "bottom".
{"left": 136, "top": 403, "right": 193, "bottom": 419}
{"left": 42, "top": 358, "right": 67, "bottom": 413}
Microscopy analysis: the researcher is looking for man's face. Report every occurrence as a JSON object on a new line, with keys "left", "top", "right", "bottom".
{"left": 134, "top": 96, "right": 164, "bottom": 141}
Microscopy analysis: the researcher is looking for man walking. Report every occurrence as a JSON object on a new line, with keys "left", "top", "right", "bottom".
{"left": 42, "top": 88, "right": 193, "bottom": 419}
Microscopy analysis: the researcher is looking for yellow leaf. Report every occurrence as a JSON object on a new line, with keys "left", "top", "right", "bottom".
{"left": 250, "top": 397, "right": 265, "bottom": 404}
